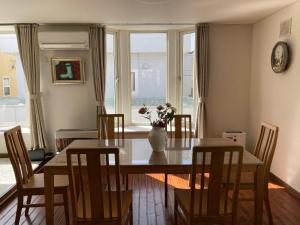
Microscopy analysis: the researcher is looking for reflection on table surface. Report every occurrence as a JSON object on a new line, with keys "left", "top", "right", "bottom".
{"left": 47, "top": 138, "right": 262, "bottom": 167}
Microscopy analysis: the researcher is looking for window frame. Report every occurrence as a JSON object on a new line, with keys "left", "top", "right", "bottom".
{"left": 178, "top": 29, "right": 197, "bottom": 125}
{"left": 128, "top": 30, "right": 169, "bottom": 126}
{"left": 2, "top": 76, "right": 11, "bottom": 97}
{"left": 105, "top": 29, "right": 120, "bottom": 114}
{"left": 107, "top": 27, "right": 196, "bottom": 127}
{"left": 0, "top": 27, "right": 30, "bottom": 128}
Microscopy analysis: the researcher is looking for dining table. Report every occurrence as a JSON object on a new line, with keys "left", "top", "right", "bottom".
{"left": 44, "top": 138, "right": 265, "bottom": 225}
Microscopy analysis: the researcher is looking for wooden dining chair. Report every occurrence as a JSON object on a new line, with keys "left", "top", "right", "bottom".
{"left": 66, "top": 147, "right": 133, "bottom": 225}
{"left": 97, "top": 113, "right": 128, "bottom": 188}
{"left": 166, "top": 114, "right": 192, "bottom": 138}
{"left": 174, "top": 145, "right": 243, "bottom": 225}
{"left": 97, "top": 114, "right": 125, "bottom": 140}
{"left": 164, "top": 114, "right": 192, "bottom": 207}
{"left": 239, "top": 122, "right": 278, "bottom": 225}
{"left": 4, "top": 126, "right": 70, "bottom": 225}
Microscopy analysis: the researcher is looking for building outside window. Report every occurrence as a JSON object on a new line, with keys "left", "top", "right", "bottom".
{"left": 130, "top": 32, "right": 167, "bottom": 124}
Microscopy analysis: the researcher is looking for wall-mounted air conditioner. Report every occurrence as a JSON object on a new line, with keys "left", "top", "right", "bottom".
{"left": 38, "top": 25, "right": 89, "bottom": 50}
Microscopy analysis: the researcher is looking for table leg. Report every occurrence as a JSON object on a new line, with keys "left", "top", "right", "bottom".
{"left": 45, "top": 168, "right": 54, "bottom": 225}
{"left": 165, "top": 174, "right": 168, "bottom": 208}
{"left": 255, "top": 165, "right": 265, "bottom": 225}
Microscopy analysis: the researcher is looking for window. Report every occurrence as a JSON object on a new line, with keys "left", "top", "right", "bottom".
{"left": 0, "top": 28, "right": 29, "bottom": 128}
{"left": 105, "top": 32, "right": 117, "bottom": 113}
{"left": 130, "top": 33, "right": 167, "bottom": 123}
{"left": 3, "top": 77, "right": 11, "bottom": 96}
{"left": 181, "top": 32, "right": 195, "bottom": 119}
{"left": 0, "top": 27, "right": 31, "bottom": 199}
{"left": 105, "top": 28, "right": 196, "bottom": 126}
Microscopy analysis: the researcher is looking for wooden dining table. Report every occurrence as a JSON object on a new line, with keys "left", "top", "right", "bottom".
{"left": 44, "top": 138, "right": 265, "bottom": 225}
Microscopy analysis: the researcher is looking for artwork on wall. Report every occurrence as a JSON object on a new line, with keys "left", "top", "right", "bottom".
{"left": 271, "top": 42, "right": 289, "bottom": 73}
{"left": 51, "top": 57, "right": 84, "bottom": 84}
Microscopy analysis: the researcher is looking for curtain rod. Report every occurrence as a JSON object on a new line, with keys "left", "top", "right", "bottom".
{"left": 0, "top": 22, "right": 196, "bottom": 26}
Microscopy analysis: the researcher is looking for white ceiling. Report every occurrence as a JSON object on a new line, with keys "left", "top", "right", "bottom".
{"left": 0, "top": 0, "right": 296, "bottom": 25}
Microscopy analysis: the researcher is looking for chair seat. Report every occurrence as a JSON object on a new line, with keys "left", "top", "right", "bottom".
{"left": 22, "top": 173, "right": 69, "bottom": 190}
{"left": 77, "top": 190, "right": 132, "bottom": 221}
{"left": 175, "top": 188, "right": 232, "bottom": 216}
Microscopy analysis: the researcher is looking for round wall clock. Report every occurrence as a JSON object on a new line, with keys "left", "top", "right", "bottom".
{"left": 271, "top": 41, "right": 289, "bottom": 73}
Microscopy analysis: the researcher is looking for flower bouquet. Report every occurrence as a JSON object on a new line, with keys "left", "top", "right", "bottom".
{"left": 138, "top": 102, "right": 176, "bottom": 127}
{"left": 138, "top": 103, "right": 176, "bottom": 152}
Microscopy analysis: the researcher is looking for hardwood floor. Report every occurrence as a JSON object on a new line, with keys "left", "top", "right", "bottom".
{"left": 0, "top": 174, "right": 300, "bottom": 225}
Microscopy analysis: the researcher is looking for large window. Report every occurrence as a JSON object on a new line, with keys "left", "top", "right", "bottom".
{"left": 105, "top": 28, "right": 196, "bottom": 126}
{"left": 0, "top": 28, "right": 29, "bottom": 128}
{"left": 0, "top": 27, "right": 29, "bottom": 199}
{"left": 130, "top": 33, "right": 167, "bottom": 123}
{"left": 105, "top": 32, "right": 117, "bottom": 113}
{"left": 181, "top": 32, "right": 195, "bottom": 119}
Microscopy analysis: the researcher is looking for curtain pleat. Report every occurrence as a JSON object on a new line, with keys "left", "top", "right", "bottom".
{"left": 195, "top": 23, "right": 209, "bottom": 138}
{"left": 15, "top": 24, "right": 48, "bottom": 149}
{"left": 89, "top": 25, "right": 107, "bottom": 138}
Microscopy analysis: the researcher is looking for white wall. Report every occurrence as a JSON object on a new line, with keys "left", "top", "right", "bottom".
{"left": 38, "top": 25, "right": 253, "bottom": 152}
{"left": 40, "top": 50, "right": 97, "bottom": 151}
{"left": 207, "top": 25, "right": 252, "bottom": 137}
{"left": 249, "top": 2, "right": 300, "bottom": 192}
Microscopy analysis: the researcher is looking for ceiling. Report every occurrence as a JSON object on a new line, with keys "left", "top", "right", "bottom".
{"left": 0, "top": 0, "right": 296, "bottom": 25}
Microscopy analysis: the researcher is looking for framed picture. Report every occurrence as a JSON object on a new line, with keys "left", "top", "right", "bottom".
{"left": 51, "top": 57, "right": 84, "bottom": 84}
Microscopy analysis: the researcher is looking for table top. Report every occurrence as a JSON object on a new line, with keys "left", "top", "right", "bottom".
{"left": 45, "top": 138, "right": 263, "bottom": 168}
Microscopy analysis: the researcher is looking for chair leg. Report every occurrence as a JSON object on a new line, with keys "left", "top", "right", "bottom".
{"left": 130, "top": 203, "right": 133, "bottom": 225}
{"left": 25, "top": 194, "right": 32, "bottom": 216}
{"left": 15, "top": 194, "right": 23, "bottom": 225}
{"left": 63, "top": 189, "right": 70, "bottom": 225}
{"left": 164, "top": 173, "right": 168, "bottom": 208}
{"left": 126, "top": 174, "right": 129, "bottom": 190}
{"left": 174, "top": 199, "right": 178, "bottom": 225}
{"left": 123, "top": 174, "right": 129, "bottom": 190}
{"left": 188, "top": 174, "right": 192, "bottom": 187}
{"left": 264, "top": 187, "right": 274, "bottom": 225}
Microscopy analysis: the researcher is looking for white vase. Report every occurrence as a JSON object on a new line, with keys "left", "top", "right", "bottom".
{"left": 149, "top": 151, "right": 168, "bottom": 165}
{"left": 148, "top": 127, "right": 167, "bottom": 152}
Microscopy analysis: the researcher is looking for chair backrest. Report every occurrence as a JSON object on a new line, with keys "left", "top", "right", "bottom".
{"left": 167, "top": 114, "right": 192, "bottom": 138}
{"left": 97, "top": 114, "right": 125, "bottom": 139}
{"left": 4, "top": 126, "right": 33, "bottom": 190}
{"left": 253, "top": 122, "right": 279, "bottom": 178}
{"left": 67, "top": 147, "right": 122, "bottom": 224}
{"left": 189, "top": 145, "right": 243, "bottom": 223}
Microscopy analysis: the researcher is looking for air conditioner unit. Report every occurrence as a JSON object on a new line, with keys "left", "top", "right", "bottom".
{"left": 38, "top": 25, "right": 89, "bottom": 50}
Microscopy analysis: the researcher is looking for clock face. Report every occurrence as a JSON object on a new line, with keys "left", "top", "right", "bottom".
{"left": 271, "top": 42, "right": 289, "bottom": 73}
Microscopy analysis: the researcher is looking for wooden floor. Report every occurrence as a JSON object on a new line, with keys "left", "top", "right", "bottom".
{"left": 1, "top": 174, "right": 300, "bottom": 225}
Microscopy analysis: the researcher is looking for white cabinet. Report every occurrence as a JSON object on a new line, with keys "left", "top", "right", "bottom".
{"left": 222, "top": 131, "right": 246, "bottom": 148}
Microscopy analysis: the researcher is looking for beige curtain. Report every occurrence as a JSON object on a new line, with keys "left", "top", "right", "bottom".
{"left": 15, "top": 24, "right": 48, "bottom": 149}
{"left": 89, "top": 25, "right": 107, "bottom": 138}
{"left": 195, "top": 23, "right": 209, "bottom": 138}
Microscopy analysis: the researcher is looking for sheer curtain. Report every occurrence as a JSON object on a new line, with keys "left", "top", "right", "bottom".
{"left": 195, "top": 23, "right": 209, "bottom": 138}
{"left": 15, "top": 24, "right": 48, "bottom": 149}
{"left": 89, "top": 24, "right": 107, "bottom": 138}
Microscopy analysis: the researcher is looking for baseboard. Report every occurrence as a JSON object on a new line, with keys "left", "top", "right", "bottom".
{"left": 270, "top": 173, "right": 300, "bottom": 200}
